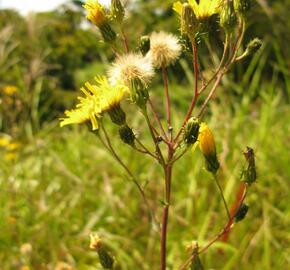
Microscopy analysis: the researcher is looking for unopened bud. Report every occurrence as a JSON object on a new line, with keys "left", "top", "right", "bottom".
{"left": 90, "top": 234, "right": 114, "bottom": 269}
{"left": 245, "top": 38, "right": 262, "bottom": 56}
{"left": 234, "top": 0, "right": 251, "bottom": 17}
{"left": 220, "top": 0, "right": 237, "bottom": 33}
{"left": 108, "top": 104, "right": 126, "bottom": 126}
{"left": 198, "top": 123, "right": 220, "bottom": 174}
{"left": 181, "top": 3, "right": 198, "bottom": 39}
{"left": 98, "top": 247, "right": 114, "bottom": 269}
{"left": 99, "top": 22, "right": 117, "bottom": 43}
{"left": 241, "top": 146, "right": 257, "bottom": 185}
{"left": 187, "top": 241, "right": 204, "bottom": 270}
{"left": 130, "top": 78, "right": 149, "bottom": 109}
{"left": 139, "top": 36, "right": 151, "bottom": 56}
{"left": 234, "top": 203, "right": 249, "bottom": 222}
{"left": 111, "top": 0, "right": 125, "bottom": 23}
{"left": 183, "top": 117, "right": 200, "bottom": 145}
{"left": 119, "top": 125, "right": 135, "bottom": 145}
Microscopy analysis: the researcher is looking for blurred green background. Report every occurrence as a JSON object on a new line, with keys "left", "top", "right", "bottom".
{"left": 0, "top": 0, "right": 289, "bottom": 269}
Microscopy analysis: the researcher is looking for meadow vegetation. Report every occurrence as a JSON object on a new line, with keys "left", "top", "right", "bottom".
{"left": 0, "top": 1, "right": 289, "bottom": 269}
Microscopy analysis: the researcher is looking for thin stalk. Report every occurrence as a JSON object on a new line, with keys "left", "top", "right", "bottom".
{"left": 198, "top": 34, "right": 229, "bottom": 95}
{"left": 135, "top": 137, "right": 158, "bottom": 159}
{"left": 142, "top": 108, "right": 166, "bottom": 166}
{"left": 174, "top": 40, "right": 199, "bottom": 144}
{"left": 179, "top": 186, "right": 248, "bottom": 270}
{"left": 98, "top": 125, "right": 156, "bottom": 223}
{"left": 160, "top": 146, "right": 174, "bottom": 270}
{"left": 162, "top": 64, "right": 171, "bottom": 130}
{"left": 148, "top": 98, "right": 168, "bottom": 140}
{"left": 197, "top": 72, "right": 224, "bottom": 118}
{"left": 120, "top": 26, "right": 129, "bottom": 53}
{"left": 213, "top": 174, "right": 231, "bottom": 220}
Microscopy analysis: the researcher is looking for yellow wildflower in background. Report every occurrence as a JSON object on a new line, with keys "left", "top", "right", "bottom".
{"left": 90, "top": 233, "right": 102, "bottom": 250}
{"left": 20, "top": 266, "right": 30, "bottom": 270}
{"left": 0, "top": 136, "right": 10, "bottom": 148}
{"left": 174, "top": 0, "right": 221, "bottom": 21}
{"left": 83, "top": 0, "right": 107, "bottom": 26}
{"left": 2, "top": 85, "right": 18, "bottom": 96}
{"left": 198, "top": 123, "right": 220, "bottom": 173}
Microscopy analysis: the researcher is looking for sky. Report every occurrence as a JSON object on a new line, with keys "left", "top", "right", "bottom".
{"left": 0, "top": 0, "right": 110, "bottom": 14}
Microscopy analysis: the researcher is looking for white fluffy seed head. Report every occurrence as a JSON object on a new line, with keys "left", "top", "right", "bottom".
{"left": 147, "top": 31, "right": 182, "bottom": 68}
{"left": 108, "top": 53, "right": 155, "bottom": 87}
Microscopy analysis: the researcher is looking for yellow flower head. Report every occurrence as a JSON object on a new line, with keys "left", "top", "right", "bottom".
{"left": 60, "top": 85, "right": 101, "bottom": 130}
{"left": 2, "top": 85, "right": 18, "bottom": 96}
{"left": 198, "top": 122, "right": 216, "bottom": 156}
{"left": 90, "top": 233, "right": 102, "bottom": 250}
{"left": 60, "top": 76, "right": 128, "bottom": 129}
{"left": 198, "top": 123, "right": 219, "bottom": 173}
{"left": 0, "top": 136, "right": 10, "bottom": 148}
{"left": 174, "top": 0, "right": 221, "bottom": 21}
{"left": 93, "top": 76, "right": 128, "bottom": 112}
{"left": 60, "top": 99, "right": 100, "bottom": 130}
{"left": 83, "top": 0, "right": 107, "bottom": 26}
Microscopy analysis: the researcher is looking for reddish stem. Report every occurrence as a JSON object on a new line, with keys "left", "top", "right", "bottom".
{"left": 221, "top": 182, "right": 247, "bottom": 242}
{"left": 160, "top": 145, "right": 174, "bottom": 270}
{"left": 148, "top": 98, "right": 168, "bottom": 140}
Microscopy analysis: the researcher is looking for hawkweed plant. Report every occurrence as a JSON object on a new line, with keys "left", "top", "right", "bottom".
{"left": 60, "top": 0, "right": 260, "bottom": 269}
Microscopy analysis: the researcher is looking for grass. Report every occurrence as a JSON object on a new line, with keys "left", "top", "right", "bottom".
{"left": 1, "top": 37, "right": 290, "bottom": 269}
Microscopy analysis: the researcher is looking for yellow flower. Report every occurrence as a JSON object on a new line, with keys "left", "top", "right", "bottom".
{"left": 60, "top": 77, "right": 128, "bottom": 129}
{"left": 4, "top": 152, "right": 17, "bottom": 161}
{"left": 7, "top": 142, "right": 21, "bottom": 151}
{"left": 198, "top": 123, "right": 219, "bottom": 173}
{"left": 2, "top": 85, "right": 18, "bottom": 95}
{"left": 90, "top": 233, "right": 102, "bottom": 250}
{"left": 174, "top": 0, "right": 221, "bottom": 21}
{"left": 60, "top": 97, "right": 100, "bottom": 130}
{"left": 198, "top": 123, "right": 216, "bottom": 156}
{"left": 83, "top": 0, "right": 107, "bottom": 26}
{"left": 0, "top": 137, "right": 10, "bottom": 148}
{"left": 20, "top": 266, "right": 30, "bottom": 270}
{"left": 93, "top": 76, "right": 128, "bottom": 112}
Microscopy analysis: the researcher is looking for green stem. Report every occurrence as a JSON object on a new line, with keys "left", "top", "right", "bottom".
{"left": 213, "top": 174, "right": 231, "bottom": 220}
{"left": 97, "top": 125, "right": 156, "bottom": 224}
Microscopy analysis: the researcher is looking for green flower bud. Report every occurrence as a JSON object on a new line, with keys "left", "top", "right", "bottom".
{"left": 234, "top": 0, "right": 251, "bottom": 17}
{"left": 183, "top": 117, "right": 200, "bottom": 145}
{"left": 181, "top": 3, "right": 198, "bottom": 39}
{"left": 98, "top": 247, "right": 114, "bottom": 269}
{"left": 99, "top": 22, "right": 117, "bottom": 43}
{"left": 245, "top": 38, "right": 262, "bottom": 56}
{"left": 241, "top": 146, "right": 257, "bottom": 185}
{"left": 220, "top": 0, "right": 237, "bottom": 33}
{"left": 108, "top": 104, "right": 126, "bottom": 126}
{"left": 119, "top": 125, "right": 135, "bottom": 146}
{"left": 187, "top": 242, "right": 204, "bottom": 270}
{"left": 111, "top": 0, "right": 125, "bottom": 23}
{"left": 139, "top": 36, "right": 151, "bottom": 56}
{"left": 130, "top": 78, "right": 149, "bottom": 110}
{"left": 234, "top": 203, "right": 249, "bottom": 222}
